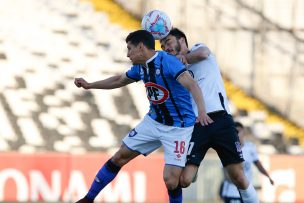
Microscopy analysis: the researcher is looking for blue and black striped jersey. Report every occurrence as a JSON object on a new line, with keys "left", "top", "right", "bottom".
{"left": 126, "top": 51, "right": 196, "bottom": 128}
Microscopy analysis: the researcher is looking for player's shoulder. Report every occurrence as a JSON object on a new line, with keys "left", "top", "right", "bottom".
{"left": 130, "top": 64, "right": 142, "bottom": 70}
{"left": 158, "top": 50, "right": 175, "bottom": 58}
{"left": 158, "top": 51, "right": 180, "bottom": 63}
{"left": 191, "top": 43, "right": 208, "bottom": 51}
{"left": 194, "top": 43, "right": 205, "bottom": 47}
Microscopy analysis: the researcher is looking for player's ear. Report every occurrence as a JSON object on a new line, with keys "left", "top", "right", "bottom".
{"left": 138, "top": 42, "right": 144, "bottom": 50}
{"left": 180, "top": 37, "right": 186, "bottom": 44}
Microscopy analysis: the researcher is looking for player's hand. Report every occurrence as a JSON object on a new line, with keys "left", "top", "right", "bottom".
{"left": 176, "top": 54, "right": 188, "bottom": 64}
{"left": 196, "top": 111, "right": 213, "bottom": 126}
{"left": 74, "top": 78, "right": 90, "bottom": 89}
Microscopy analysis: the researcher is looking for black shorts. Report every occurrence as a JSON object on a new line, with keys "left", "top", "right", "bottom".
{"left": 186, "top": 111, "right": 244, "bottom": 167}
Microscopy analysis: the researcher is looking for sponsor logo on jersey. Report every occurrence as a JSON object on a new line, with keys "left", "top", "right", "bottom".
{"left": 235, "top": 142, "right": 242, "bottom": 152}
{"left": 145, "top": 82, "right": 169, "bottom": 104}
{"left": 128, "top": 129, "right": 137, "bottom": 137}
{"left": 235, "top": 141, "right": 244, "bottom": 159}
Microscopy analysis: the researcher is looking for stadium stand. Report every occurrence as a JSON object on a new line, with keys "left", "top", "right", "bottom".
{"left": 0, "top": 0, "right": 145, "bottom": 153}
{"left": 0, "top": 0, "right": 303, "bottom": 156}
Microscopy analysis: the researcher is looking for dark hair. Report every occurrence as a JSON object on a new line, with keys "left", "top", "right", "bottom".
{"left": 126, "top": 30, "right": 155, "bottom": 50}
{"left": 235, "top": 121, "right": 244, "bottom": 129}
{"left": 163, "top": 28, "right": 188, "bottom": 47}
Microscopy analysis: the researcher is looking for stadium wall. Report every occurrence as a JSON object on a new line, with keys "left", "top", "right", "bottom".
{"left": 0, "top": 153, "right": 303, "bottom": 202}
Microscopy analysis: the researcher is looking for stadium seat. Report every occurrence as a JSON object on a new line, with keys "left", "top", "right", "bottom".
{"left": 90, "top": 119, "right": 117, "bottom": 148}
{"left": 17, "top": 118, "right": 44, "bottom": 146}
{"left": 258, "top": 144, "right": 277, "bottom": 154}
{"left": 0, "top": 102, "right": 17, "bottom": 142}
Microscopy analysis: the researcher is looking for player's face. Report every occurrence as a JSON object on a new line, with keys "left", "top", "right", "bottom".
{"left": 160, "top": 35, "right": 181, "bottom": 55}
{"left": 127, "top": 41, "right": 143, "bottom": 65}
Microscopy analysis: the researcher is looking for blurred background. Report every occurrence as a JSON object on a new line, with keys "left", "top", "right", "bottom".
{"left": 0, "top": 0, "right": 303, "bottom": 202}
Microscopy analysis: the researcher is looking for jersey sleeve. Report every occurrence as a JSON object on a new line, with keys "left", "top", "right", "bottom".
{"left": 191, "top": 43, "right": 207, "bottom": 51}
{"left": 164, "top": 54, "right": 187, "bottom": 80}
{"left": 126, "top": 65, "right": 141, "bottom": 82}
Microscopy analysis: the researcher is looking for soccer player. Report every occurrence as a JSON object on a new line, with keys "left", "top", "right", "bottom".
{"left": 160, "top": 28, "right": 260, "bottom": 203}
{"left": 220, "top": 121, "right": 274, "bottom": 203}
{"left": 74, "top": 30, "right": 213, "bottom": 203}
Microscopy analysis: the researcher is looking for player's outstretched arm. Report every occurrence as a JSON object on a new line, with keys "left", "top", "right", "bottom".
{"left": 178, "top": 46, "right": 210, "bottom": 64}
{"left": 74, "top": 73, "right": 135, "bottom": 90}
{"left": 177, "top": 71, "right": 213, "bottom": 126}
{"left": 254, "top": 160, "right": 274, "bottom": 185}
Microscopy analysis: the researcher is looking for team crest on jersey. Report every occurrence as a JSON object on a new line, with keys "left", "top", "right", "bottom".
{"left": 128, "top": 129, "right": 137, "bottom": 137}
{"left": 145, "top": 82, "right": 169, "bottom": 104}
{"left": 155, "top": 68, "right": 161, "bottom": 75}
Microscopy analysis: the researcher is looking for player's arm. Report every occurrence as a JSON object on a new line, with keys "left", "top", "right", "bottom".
{"left": 74, "top": 73, "right": 135, "bottom": 90}
{"left": 178, "top": 46, "right": 210, "bottom": 64}
{"left": 254, "top": 160, "right": 274, "bottom": 185}
{"left": 177, "top": 71, "right": 213, "bottom": 125}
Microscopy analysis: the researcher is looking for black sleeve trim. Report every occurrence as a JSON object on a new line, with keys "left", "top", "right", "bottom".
{"left": 126, "top": 72, "right": 140, "bottom": 82}
{"left": 174, "top": 68, "right": 187, "bottom": 80}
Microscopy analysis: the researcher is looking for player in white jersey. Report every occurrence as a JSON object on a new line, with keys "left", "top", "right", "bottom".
{"left": 220, "top": 122, "right": 274, "bottom": 203}
{"left": 161, "top": 28, "right": 260, "bottom": 203}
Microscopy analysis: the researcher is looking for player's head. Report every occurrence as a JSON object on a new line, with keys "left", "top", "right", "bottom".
{"left": 126, "top": 30, "right": 155, "bottom": 64}
{"left": 160, "top": 28, "right": 189, "bottom": 55}
{"left": 235, "top": 121, "right": 245, "bottom": 144}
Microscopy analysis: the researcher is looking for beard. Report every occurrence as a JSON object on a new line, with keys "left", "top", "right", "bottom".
{"left": 173, "top": 40, "right": 182, "bottom": 55}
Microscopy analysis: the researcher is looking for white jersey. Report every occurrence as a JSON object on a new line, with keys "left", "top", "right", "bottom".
{"left": 221, "top": 142, "right": 259, "bottom": 198}
{"left": 188, "top": 43, "right": 231, "bottom": 115}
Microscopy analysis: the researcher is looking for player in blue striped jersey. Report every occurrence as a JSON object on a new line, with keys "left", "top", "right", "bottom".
{"left": 127, "top": 51, "right": 198, "bottom": 128}
{"left": 74, "top": 30, "right": 213, "bottom": 203}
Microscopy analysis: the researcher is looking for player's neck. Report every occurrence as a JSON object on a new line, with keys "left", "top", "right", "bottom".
{"left": 146, "top": 50, "right": 156, "bottom": 59}
{"left": 143, "top": 50, "right": 157, "bottom": 65}
{"left": 180, "top": 49, "right": 189, "bottom": 55}
{"left": 180, "top": 45, "right": 189, "bottom": 55}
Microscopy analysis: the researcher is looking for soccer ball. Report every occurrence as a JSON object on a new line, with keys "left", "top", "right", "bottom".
{"left": 141, "top": 10, "right": 172, "bottom": 40}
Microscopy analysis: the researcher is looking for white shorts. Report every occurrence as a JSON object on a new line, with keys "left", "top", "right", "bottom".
{"left": 123, "top": 115, "right": 193, "bottom": 167}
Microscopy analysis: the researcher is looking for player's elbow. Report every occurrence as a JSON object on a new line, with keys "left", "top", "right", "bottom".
{"left": 196, "top": 48, "right": 210, "bottom": 60}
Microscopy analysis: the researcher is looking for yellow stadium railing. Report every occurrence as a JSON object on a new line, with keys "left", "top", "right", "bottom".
{"left": 224, "top": 79, "right": 304, "bottom": 145}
